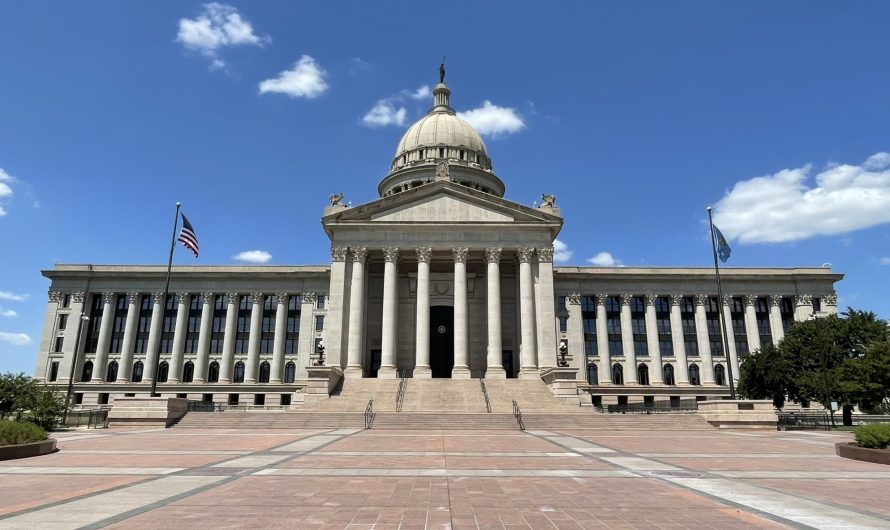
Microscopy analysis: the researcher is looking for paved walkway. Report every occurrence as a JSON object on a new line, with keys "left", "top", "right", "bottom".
{"left": 0, "top": 425, "right": 888, "bottom": 528}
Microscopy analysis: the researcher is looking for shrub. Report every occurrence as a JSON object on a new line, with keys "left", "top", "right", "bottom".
{"left": 0, "top": 419, "right": 48, "bottom": 445}
{"left": 854, "top": 423, "right": 890, "bottom": 449}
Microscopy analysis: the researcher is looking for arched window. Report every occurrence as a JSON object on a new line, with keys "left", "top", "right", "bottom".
{"left": 689, "top": 364, "right": 701, "bottom": 385}
{"left": 157, "top": 361, "right": 169, "bottom": 383}
{"left": 207, "top": 361, "right": 220, "bottom": 383}
{"left": 587, "top": 363, "right": 598, "bottom": 386}
{"left": 81, "top": 360, "right": 93, "bottom": 382}
{"left": 715, "top": 364, "right": 726, "bottom": 386}
{"left": 182, "top": 361, "right": 194, "bottom": 383}
{"left": 612, "top": 364, "right": 624, "bottom": 385}
{"left": 663, "top": 364, "right": 675, "bottom": 386}
{"left": 233, "top": 361, "right": 245, "bottom": 383}
{"left": 106, "top": 361, "right": 118, "bottom": 382}
{"left": 132, "top": 361, "right": 144, "bottom": 382}
{"left": 637, "top": 364, "right": 649, "bottom": 385}
{"left": 284, "top": 361, "right": 296, "bottom": 384}
{"left": 259, "top": 361, "right": 271, "bottom": 383}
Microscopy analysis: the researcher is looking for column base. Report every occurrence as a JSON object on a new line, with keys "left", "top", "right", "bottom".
{"left": 518, "top": 368, "right": 540, "bottom": 380}
{"left": 115, "top": 378, "right": 131, "bottom": 384}
{"left": 377, "top": 366, "right": 397, "bottom": 379}
{"left": 413, "top": 366, "right": 432, "bottom": 379}
{"left": 451, "top": 366, "right": 471, "bottom": 379}
{"left": 484, "top": 367, "right": 507, "bottom": 379}
{"left": 343, "top": 366, "right": 364, "bottom": 378}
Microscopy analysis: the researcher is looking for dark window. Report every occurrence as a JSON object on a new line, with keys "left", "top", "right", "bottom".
{"left": 53, "top": 336, "right": 64, "bottom": 353}
{"left": 202, "top": 393, "right": 213, "bottom": 402}
{"left": 210, "top": 295, "right": 227, "bottom": 354}
{"left": 680, "top": 297, "right": 697, "bottom": 358}
{"left": 655, "top": 296, "right": 672, "bottom": 356}
{"left": 260, "top": 295, "right": 276, "bottom": 354}
{"left": 587, "top": 363, "right": 598, "bottom": 385}
{"left": 84, "top": 294, "right": 104, "bottom": 353}
{"left": 185, "top": 295, "right": 202, "bottom": 354}
{"left": 705, "top": 296, "right": 724, "bottom": 357}
{"left": 254, "top": 394, "right": 265, "bottom": 405}
{"left": 582, "top": 296, "right": 597, "bottom": 356}
{"left": 132, "top": 361, "right": 144, "bottom": 382}
{"left": 755, "top": 297, "right": 772, "bottom": 345}
{"left": 663, "top": 364, "right": 675, "bottom": 385}
{"left": 638, "top": 364, "right": 650, "bottom": 385}
{"left": 281, "top": 394, "right": 291, "bottom": 406}
{"left": 61, "top": 294, "right": 71, "bottom": 308}
{"left": 233, "top": 361, "right": 245, "bottom": 383}
{"left": 160, "top": 295, "right": 176, "bottom": 354}
{"left": 315, "top": 315, "right": 325, "bottom": 331}
{"left": 157, "top": 361, "right": 169, "bottom": 383}
{"left": 710, "top": 339, "right": 724, "bottom": 357}
{"left": 659, "top": 340, "right": 673, "bottom": 357}
{"left": 781, "top": 297, "right": 794, "bottom": 333}
{"left": 207, "top": 361, "right": 220, "bottom": 383}
{"left": 228, "top": 393, "right": 239, "bottom": 405}
{"left": 182, "top": 361, "right": 194, "bottom": 383}
{"left": 606, "top": 297, "right": 622, "bottom": 356}
{"left": 316, "top": 295, "right": 326, "bottom": 309}
{"left": 581, "top": 295, "right": 596, "bottom": 312}
{"left": 58, "top": 314, "right": 68, "bottom": 330}
{"left": 98, "top": 393, "right": 109, "bottom": 405}
{"left": 176, "top": 393, "right": 187, "bottom": 399}
{"left": 258, "top": 361, "right": 271, "bottom": 383}
{"left": 286, "top": 295, "right": 301, "bottom": 354}
{"left": 235, "top": 296, "right": 251, "bottom": 354}
{"left": 736, "top": 340, "right": 750, "bottom": 356}
{"left": 110, "top": 295, "right": 128, "bottom": 353}
{"left": 731, "top": 296, "right": 748, "bottom": 355}
{"left": 75, "top": 393, "right": 83, "bottom": 405}
{"left": 611, "top": 364, "right": 623, "bottom": 385}
{"left": 558, "top": 316, "right": 568, "bottom": 333}
{"left": 284, "top": 361, "right": 296, "bottom": 383}
{"left": 685, "top": 338, "right": 699, "bottom": 357}
{"left": 106, "top": 360, "right": 118, "bottom": 382}
{"left": 49, "top": 361, "right": 60, "bottom": 382}
{"left": 812, "top": 297, "right": 822, "bottom": 312}
{"left": 557, "top": 296, "right": 566, "bottom": 310}
{"left": 689, "top": 364, "right": 701, "bottom": 385}
{"left": 81, "top": 360, "right": 93, "bottom": 382}
{"left": 715, "top": 364, "right": 726, "bottom": 386}
{"left": 135, "top": 295, "right": 151, "bottom": 354}
{"left": 631, "top": 296, "right": 647, "bottom": 357}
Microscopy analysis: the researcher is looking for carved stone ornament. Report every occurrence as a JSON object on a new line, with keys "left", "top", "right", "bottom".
{"left": 226, "top": 292, "right": 240, "bottom": 305}
{"left": 516, "top": 247, "right": 535, "bottom": 263}
{"left": 435, "top": 161, "right": 450, "bottom": 180}
{"left": 48, "top": 290, "right": 62, "bottom": 303}
{"left": 670, "top": 294, "right": 684, "bottom": 306}
{"left": 744, "top": 294, "right": 758, "bottom": 306}
{"left": 383, "top": 247, "right": 400, "bottom": 263}
{"left": 329, "top": 193, "right": 344, "bottom": 206}
{"left": 350, "top": 247, "right": 368, "bottom": 263}
{"left": 722, "top": 294, "right": 734, "bottom": 306}
{"left": 302, "top": 292, "right": 317, "bottom": 304}
{"left": 177, "top": 292, "right": 190, "bottom": 305}
{"left": 694, "top": 294, "right": 709, "bottom": 306}
{"left": 330, "top": 246, "right": 349, "bottom": 262}
{"left": 152, "top": 291, "right": 166, "bottom": 304}
{"left": 645, "top": 294, "right": 659, "bottom": 306}
{"left": 276, "top": 292, "right": 289, "bottom": 303}
{"left": 540, "top": 193, "right": 556, "bottom": 207}
{"left": 251, "top": 292, "right": 264, "bottom": 305}
{"left": 769, "top": 294, "right": 783, "bottom": 306}
{"left": 103, "top": 291, "right": 117, "bottom": 303}
{"left": 567, "top": 293, "right": 581, "bottom": 305}
{"left": 483, "top": 247, "right": 502, "bottom": 263}
{"left": 595, "top": 294, "right": 610, "bottom": 305}
{"left": 451, "top": 246, "right": 469, "bottom": 263}
{"left": 620, "top": 294, "right": 633, "bottom": 305}
{"left": 795, "top": 294, "right": 813, "bottom": 306}
{"left": 415, "top": 246, "right": 432, "bottom": 263}
{"left": 536, "top": 247, "right": 554, "bottom": 263}
{"left": 823, "top": 294, "right": 838, "bottom": 305}
{"left": 203, "top": 291, "right": 215, "bottom": 302}
{"left": 72, "top": 291, "right": 86, "bottom": 303}
{"left": 127, "top": 292, "right": 141, "bottom": 304}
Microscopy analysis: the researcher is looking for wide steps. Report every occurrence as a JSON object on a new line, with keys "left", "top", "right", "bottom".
{"left": 521, "top": 412, "right": 714, "bottom": 430}
{"left": 484, "top": 379, "right": 579, "bottom": 413}
{"left": 175, "top": 411, "right": 364, "bottom": 429}
{"left": 371, "top": 412, "right": 518, "bottom": 430}
{"left": 400, "top": 379, "right": 488, "bottom": 412}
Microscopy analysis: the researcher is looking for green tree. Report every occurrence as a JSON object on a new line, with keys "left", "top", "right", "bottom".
{"left": 738, "top": 342, "right": 794, "bottom": 409}
{"left": 0, "top": 373, "right": 38, "bottom": 420}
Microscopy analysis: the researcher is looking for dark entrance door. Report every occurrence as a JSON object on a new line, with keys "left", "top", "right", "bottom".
{"left": 430, "top": 306, "right": 454, "bottom": 378}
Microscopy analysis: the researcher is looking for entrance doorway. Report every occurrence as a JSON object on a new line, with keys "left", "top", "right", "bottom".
{"left": 430, "top": 305, "right": 454, "bottom": 378}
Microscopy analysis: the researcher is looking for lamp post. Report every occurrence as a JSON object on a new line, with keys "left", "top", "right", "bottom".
{"left": 558, "top": 340, "right": 568, "bottom": 367}
{"left": 63, "top": 314, "right": 90, "bottom": 423}
{"left": 314, "top": 339, "right": 326, "bottom": 366}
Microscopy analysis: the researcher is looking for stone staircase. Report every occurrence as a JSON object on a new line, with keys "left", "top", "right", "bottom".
{"left": 484, "top": 379, "right": 580, "bottom": 413}
{"left": 400, "top": 379, "right": 488, "bottom": 412}
{"left": 520, "top": 412, "right": 714, "bottom": 431}
{"left": 174, "top": 411, "right": 364, "bottom": 429}
{"left": 370, "top": 412, "right": 518, "bottom": 430}
{"left": 302, "top": 377, "right": 400, "bottom": 412}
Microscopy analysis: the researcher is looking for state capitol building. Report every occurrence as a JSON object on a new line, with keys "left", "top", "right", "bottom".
{"left": 34, "top": 74, "right": 842, "bottom": 409}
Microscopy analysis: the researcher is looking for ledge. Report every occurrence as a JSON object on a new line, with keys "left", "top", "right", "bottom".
{"left": 836, "top": 443, "right": 890, "bottom": 465}
{"left": 0, "top": 439, "right": 57, "bottom": 461}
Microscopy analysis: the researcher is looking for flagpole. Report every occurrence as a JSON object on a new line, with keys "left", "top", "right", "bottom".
{"left": 151, "top": 202, "right": 181, "bottom": 398}
{"left": 707, "top": 206, "right": 737, "bottom": 400}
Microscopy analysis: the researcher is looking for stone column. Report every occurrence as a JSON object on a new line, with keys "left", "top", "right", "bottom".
{"left": 297, "top": 293, "right": 316, "bottom": 380}
{"left": 743, "top": 295, "right": 762, "bottom": 354}
{"left": 535, "top": 247, "right": 558, "bottom": 369}
{"left": 194, "top": 292, "right": 213, "bottom": 383}
{"left": 91, "top": 292, "right": 115, "bottom": 382}
{"left": 566, "top": 293, "right": 585, "bottom": 380}
{"left": 452, "top": 246, "right": 470, "bottom": 378}
{"left": 270, "top": 292, "right": 288, "bottom": 383}
{"left": 619, "top": 294, "right": 637, "bottom": 384}
{"left": 793, "top": 294, "right": 813, "bottom": 322}
{"left": 823, "top": 293, "right": 839, "bottom": 315}
{"left": 345, "top": 247, "right": 368, "bottom": 376}
{"left": 694, "top": 295, "right": 715, "bottom": 385}
{"left": 245, "top": 292, "right": 263, "bottom": 383}
{"left": 769, "top": 295, "right": 785, "bottom": 344}
{"left": 168, "top": 292, "right": 189, "bottom": 383}
{"left": 517, "top": 247, "right": 538, "bottom": 378}
{"left": 36, "top": 291, "right": 62, "bottom": 382}
{"left": 144, "top": 292, "right": 166, "bottom": 383}
{"left": 59, "top": 292, "right": 86, "bottom": 384}
{"left": 595, "top": 294, "right": 611, "bottom": 384}
{"left": 323, "top": 246, "right": 349, "bottom": 369}
{"left": 219, "top": 292, "right": 239, "bottom": 383}
{"left": 414, "top": 247, "right": 432, "bottom": 379}
{"left": 379, "top": 247, "right": 400, "bottom": 379}
{"left": 669, "top": 294, "right": 690, "bottom": 385}
{"left": 644, "top": 295, "right": 663, "bottom": 384}
{"left": 721, "top": 295, "right": 740, "bottom": 383}
{"left": 484, "top": 247, "right": 505, "bottom": 378}
{"left": 117, "top": 292, "right": 140, "bottom": 382}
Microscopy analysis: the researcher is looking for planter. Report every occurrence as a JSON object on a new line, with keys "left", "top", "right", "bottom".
{"left": 836, "top": 442, "right": 890, "bottom": 465}
{"left": 0, "top": 438, "right": 57, "bottom": 460}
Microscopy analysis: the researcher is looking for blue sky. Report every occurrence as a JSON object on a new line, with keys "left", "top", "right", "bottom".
{"left": 1, "top": 1, "right": 889, "bottom": 374}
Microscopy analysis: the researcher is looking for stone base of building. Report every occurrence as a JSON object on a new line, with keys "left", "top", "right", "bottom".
{"left": 451, "top": 367, "right": 471, "bottom": 379}
{"left": 484, "top": 367, "right": 507, "bottom": 379}
{"left": 108, "top": 397, "right": 188, "bottom": 427}
{"left": 540, "top": 367, "right": 581, "bottom": 406}
{"left": 413, "top": 367, "right": 432, "bottom": 379}
{"left": 696, "top": 400, "right": 777, "bottom": 429}
{"left": 304, "top": 366, "right": 343, "bottom": 403}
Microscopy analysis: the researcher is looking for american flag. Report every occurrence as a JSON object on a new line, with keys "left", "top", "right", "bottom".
{"left": 178, "top": 213, "right": 200, "bottom": 258}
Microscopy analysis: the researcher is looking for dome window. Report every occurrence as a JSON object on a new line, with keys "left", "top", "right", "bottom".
{"left": 438, "top": 148, "right": 445, "bottom": 158}
{"left": 460, "top": 150, "right": 465, "bottom": 160}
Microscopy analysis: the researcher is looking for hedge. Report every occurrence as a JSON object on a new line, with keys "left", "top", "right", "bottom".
{"left": 0, "top": 419, "right": 48, "bottom": 446}
{"left": 854, "top": 423, "right": 890, "bottom": 449}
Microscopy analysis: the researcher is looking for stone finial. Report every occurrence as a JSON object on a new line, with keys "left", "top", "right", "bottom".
{"left": 536, "top": 247, "right": 554, "bottom": 263}
{"left": 483, "top": 247, "right": 502, "bottom": 263}
{"left": 567, "top": 293, "right": 581, "bottom": 305}
{"left": 330, "top": 246, "right": 349, "bottom": 262}
{"left": 516, "top": 247, "right": 535, "bottom": 263}
{"left": 415, "top": 247, "right": 432, "bottom": 263}
{"left": 350, "top": 247, "right": 368, "bottom": 263}
{"left": 540, "top": 194, "right": 556, "bottom": 208}
{"left": 451, "top": 246, "right": 469, "bottom": 263}
{"left": 329, "top": 193, "right": 344, "bottom": 207}
{"left": 383, "top": 247, "right": 400, "bottom": 263}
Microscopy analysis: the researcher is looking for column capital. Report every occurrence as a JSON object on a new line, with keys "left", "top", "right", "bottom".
{"left": 276, "top": 292, "right": 289, "bottom": 303}
{"left": 226, "top": 292, "right": 240, "bottom": 305}
{"left": 415, "top": 246, "right": 432, "bottom": 263}
{"left": 721, "top": 294, "right": 734, "bottom": 306}
{"left": 302, "top": 292, "right": 317, "bottom": 304}
{"left": 567, "top": 292, "right": 581, "bottom": 305}
{"left": 126, "top": 291, "right": 141, "bottom": 304}
{"left": 670, "top": 294, "right": 684, "bottom": 306}
{"left": 152, "top": 291, "right": 166, "bottom": 304}
{"left": 350, "top": 247, "right": 368, "bottom": 263}
{"left": 103, "top": 291, "right": 117, "bottom": 301}
{"left": 795, "top": 294, "right": 813, "bottom": 306}
{"left": 483, "top": 246, "right": 502, "bottom": 263}
{"left": 331, "top": 246, "right": 349, "bottom": 262}
{"left": 744, "top": 294, "right": 758, "bottom": 306}
{"left": 645, "top": 294, "right": 659, "bottom": 306}
{"left": 382, "top": 246, "right": 400, "bottom": 263}
{"left": 769, "top": 294, "right": 783, "bottom": 306}
{"left": 250, "top": 292, "right": 264, "bottom": 305}
{"left": 536, "top": 247, "right": 554, "bottom": 263}
{"left": 47, "top": 290, "right": 62, "bottom": 303}
{"left": 451, "top": 246, "right": 469, "bottom": 263}
{"left": 176, "top": 292, "right": 190, "bottom": 304}
{"left": 72, "top": 291, "right": 86, "bottom": 303}
{"left": 516, "top": 246, "right": 535, "bottom": 263}
{"left": 620, "top": 293, "right": 633, "bottom": 305}
{"left": 595, "top": 293, "right": 610, "bottom": 306}
{"left": 694, "top": 294, "right": 709, "bottom": 306}
{"left": 203, "top": 291, "right": 215, "bottom": 301}
{"left": 823, "top": 293, "right": 837, "bottom": 305}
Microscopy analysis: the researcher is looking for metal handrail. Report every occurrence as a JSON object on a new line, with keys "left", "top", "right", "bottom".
{"left": 512, "top": 399, "right": 524, "bottom": 431}
{"left": 480, "top": 379, "right": 491, "bottom": 413}
{"left": 396, "top": 378, "right": 406, "bottom": 412}
{"left": 364, "top": 399, "right": 374, "bottom": 430}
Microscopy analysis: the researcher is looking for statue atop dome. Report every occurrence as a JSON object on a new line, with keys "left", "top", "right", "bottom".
{"left": 439, "top": 61, "right": 446, "bottom": 84}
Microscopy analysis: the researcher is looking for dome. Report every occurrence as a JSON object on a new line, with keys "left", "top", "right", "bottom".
{"left": 394, "top": 103, "right": 488, "bottom": 160}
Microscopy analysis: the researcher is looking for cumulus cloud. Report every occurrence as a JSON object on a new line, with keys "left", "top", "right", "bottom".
{"left": 405, "top": 85, "right": 430, "bottom": 100}
{"left": 362, "top": 100, "right": 407, "bottom": 127}
{"left": 587, "top": 252, "right": 623, "bottom": 267}
{"left": 233, "top": 250, "right": 272, "bottom": 263}
{"left": 0, "top": 308, "right": 16, "bottom": 318}
{"left": 713, "top": 151, "right": 890, "bottom": 244}
{"left": 0, "top": 291, "right": 28, "bottom": 302}
{"left": 0, "top": 168, "right": 14, "bottom": 217}
{"left": 177, "top": 3, "right": 267, "bottom": 70}
{"left": 258, "top": 55, "right": 328, "bottom": 98}
{"left": 458, "top": 101, "right": 525, "bottom": 137}
{"left": 553, "top": 239, "right": 572, "bottom": 263}
{"left": 0, "top": 332, "right": 31, "bottom": 346}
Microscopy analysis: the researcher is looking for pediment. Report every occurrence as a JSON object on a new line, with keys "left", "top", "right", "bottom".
{"left": 370, "top": 194, "right": 514, "bottom": 222}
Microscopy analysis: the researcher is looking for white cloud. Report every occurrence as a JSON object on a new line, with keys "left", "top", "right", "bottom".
{"left": 0, "top": 168, "right": 14, "bottom": 217}
{"left": 0, "top": 291, "right": 28, "bottom": 302}
{"left": 362, "top": 100, "right": 407, "bottom": 127}
{"left": 880, "top": 257, "right": 890, "bottom": 265}
{"left": 458, "top": 101, "right": 525, "bottom": 137}
{"left": 587, "top": 252, "right": 623, "bottom": 267}
{"left": 553, "top": 239, "right": 572, "bottom": 263}
{"left": 233, "top": 250, "right": 272, "bottom": 263}
{"left": 0, "top": 308, "right": 16, "bottom": 318}
{"left": 177, "top": 3, "right": 267, "bottom": 70}
{"left": 0, "top": 332, "right": 31, "bottom": 346}
{"left": 405, "top": 85, "right": 430, "bottom": 100}
{"left": 714, "top": 152, "right": 890, "bottom": 244}
{"left": 258, "top": 55, "right": 328, "bottom": 99}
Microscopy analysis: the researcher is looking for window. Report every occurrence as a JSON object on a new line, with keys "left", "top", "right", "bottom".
{"left": 637, "top": 364, "right": 650, "bottom": 385}
{"left": 557, "top": 296, "right": 566, "bottom": 310}
{"left": 438, "top": 148, "right": 445, "bottom": 158}
{"left": 582, "top": 296, "right": 597, "bottom": 356}
{"left": 207, "top": 361, "right": 220, "bottom": 383}
{"left": 110, "top": 295, "right": 127, "bottom": 353}
{"left": 581, "top": 295, "right": 596, "bottom": 312}
{"left": 258, "top": 361, "right": 271, "bottom": 383}
{"left": 185, "top": 295, "right": 202, "bottom": 354}
{"left": 587, "top": 363, "right": 598, "bottom": 385}
{"left": 705, "top": 296, "right": 724, "bottom": 357}
{"left": 235, "top": 295, "right": 251, "bottom": 354}
{"left": 81, "top": 360, "right": 93, "bottom": 382}
{"left": 689, "top": 364, "right": 701, "bottom": 385}
{"left": 210, "top": 295, "right": 227, "bottom": 354}
{"left": 284, "top": 361, "right": 296, "bottom": 383}
{"left": 285, "top": 295, "right": 301, "bottom": 354}
{"left": 254, "top": 394, "right": 265, "bottom": 405}
{"left": 735, "top": 340, "right": 750, "bottom": 356}
{"left": 655, "top": 296, "right": 672, "bottom": 356}
{"left": 160, "top": 295, "right": 176, "bottom": 354}
{"left": 715, "top": 364, "right": 726, "bottom": 386}
{"left": 731, "top": 296, "right": 748, "bottom": 355}
{"left": 260, "top": 295, "right": 276, "bottom": 354}
{"left": 106, "top": 361, "right": 118, "bottom": 382}
{"left": 558, "top": 316, "right": 568, "bottom": 333}
{"left": 54, "top": 336, "right": 64, "bottom": 353}
{"left": 316, "top": 295, "right": 326, "bottom": 309}
{"left": 659, "top": 340, "right": 673, "bottom": 357}
{"left": 663, "top": 364, "right": 675, "bottom": 386}
{"left": 633, "top": 340, "right": 648, "bottom": 357}
{"left": 755, "top": 297, "right": 772, "bottom": 345}
{"left": 812, "top": 297, "right": 822, "bottom": 312}
{"left": 132, "top": 361, "right": 144, "bottom": 382}
{"left": 75, "top": 393, "right": 83, "bottom": 405}
{"left": 781, "top": 297, "right": 794, "bottom": 333}
{"left": 157, "top": 361, "right": 169, "bottom": 383}
{"left": 233, "top": 361, "right": 245, "bottom": 383}
{"left": 228, "top": 393, "right": 239, "bottom": 405}
{"left": 611, "top": 364, "right": 624, "bottom": 385}
{"left": 182, "top": 361, "right": 195, "bottom": 383}
{"left": 135, "top": 294, "right": 151, "bottom": 354}
{"left": 710, "top": 340, "right": 724, "bottom": 357}
{"left": 281, "top": 394, "right": 292, "bottom": 406}
{"left": 631, "top": 296, "right": 647, "bottom": 356}
{"left": 58, "top": 314, "right": 68, "bottom": 331}
{"left": 202, "top": 393, "right": 213, "bottom": 403}
{"left": 84, "top": 294, "right": 104, "bottom": 353}
{"left": 606, "top": 296, "right": 622, "bottom": 356}
{"left": 685, "top": 339, "right": 699, "bottom": 357}
{"left": 315, "top": 315, "right": 325, "bottom": 331}
{"left": 49, "top": 361, "right": 59, "bottom": 382}
{"left": 98, "top": 393, "right": 109, "bottom": 405}
{"left": 61, "top": 294, "right": 71, "bottom": 308}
